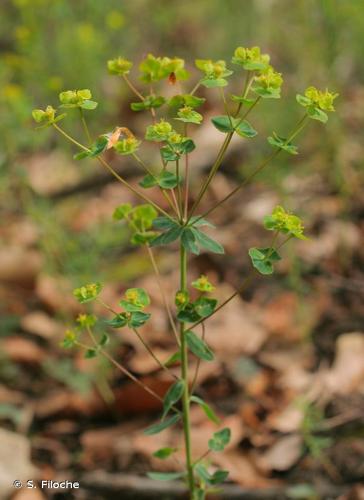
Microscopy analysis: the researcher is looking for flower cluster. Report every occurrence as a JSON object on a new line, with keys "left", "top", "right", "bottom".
{"left": 59, "top": 88, "right": 98, "bottom": 110}
{"left": 107, "top": 56, "right": 133, "bottom": 76}
{"left": 232, "top": 46, "right": 270, "bottom": 70}
{"left": 263, "top": 205, "right": 307, "bottom": 240}
{"left": 195, "top": 59, "right": 233, "bottom": 87}
{"left": 139, "top": 54, "right": 188, "bottom": 83}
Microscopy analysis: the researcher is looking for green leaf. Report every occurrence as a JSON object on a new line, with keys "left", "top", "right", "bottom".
{"left": 193, "top": 297, "right": 217, "bottom": 318}
{"left": 248, "top": 247, "right": 281, "bottom": 275}
{"left": 201, "top": 76, "right": 228, "bottom": 88}
{"left": 105, "top": 314, "right": 128, "bottom": 328}
{"left": 192, "top": 229, "right": 224, "bottom": 254}
{"left": 195, "top": 464, "right": 229, "bottom": 485}
{"left": 208, "top": 427, "right": 231, "bottom": 452}
{"left": 80, "top": 100, "right": 98, "bottom": 110}
{"left": 99, "top": 333, "right": 109, "bottom": 347}
{"left": 139, "top": 174, "right": 158, "bottom": 189}
{"left": 252, "top": 86, "right": 281, "bottom": 99}
{"left": 161, "top": 144, "right": 179, "bottom": 162}
{"left": 153, "top": 216, "right": 179, "bottom": 230}
{"left": 158, "top": 171, "right": 179, "bottom": 189}
{"left": 235, "top": 119, "right": 257, "bottom": 138}
{"left": 126, "top": 288, "right": 150, "bottom": 307}
{"left": 177, "top": 304, "right": 201, "bottom": 323}
{"left": 147, "top": 471, "right": 185, "bottom": 481}
{"left": 231, "top": 95, "right": 256, "bottom": 105}
{"left": 211, "top": 116, "right": 257, "bottom": 138}
{"left": 73, "top": 151, "right": 89, "bottom": 160}
{"left": 296, "top": 94, "right": 312, "bottom": 107}
{"left": 267, "top": 132, "right": 298, "bottom": 155}
{"left": 113, "top": 203, "right": 133, "bottom": 220}
{"left": 144, "top": 413, "right": 181, "bottom": 435}
{"left": 188, "top": 216, "right": 216, "bottom": 229}
{"left": 181, "top": 228, "right": 200, "bottom": 255}
{"left": 128, "top": 311, "right": 151, "bottom": 328}
{"left": 131, "top": 231, "right": 158, "bottom": 245}
{"left": 190, "top": 396, "right": 220, "bottom": 424}
{"left": 211, "top": 115, "right": 235, "bottom": 133}
{"left": 152, "top": 447, "right": 177, "bottom": 460}
{"left": 150, "top": 226, "right": 184, "bottom": 247}
{"left": 175, "top": 106, "right": 203, "bottom": 124}
{"left": 73, "top": 282, "right": 103, "bottom": 303}
{"left": 162, "top": 380, "right": 185, "bottom": 418}
{"left": 131, "top": 95, "right": 165, "bottom": 111}
{"left": 185, "top": 331, "right": 214, "bottom": 361}
{"left": 169, "top": 94, "right": 206, "bottom": 109}
{"left": 85, "top": 349, "right": 98, "bottom": 359}
{"left": 307, "top": 106, "right": 328, "bottom": 123}
{"left": 89, "top": 136, "right": 108, "bottom": 157}
{"left": 164, "top": 350, "right": 181, "bottom": 367}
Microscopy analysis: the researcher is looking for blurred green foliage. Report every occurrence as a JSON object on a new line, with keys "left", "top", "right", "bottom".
{"left": 1, "top": 0, "right": 363, "bottom": 158}
{"left": 1, "top": 0, "right": 363, "bottom": 286}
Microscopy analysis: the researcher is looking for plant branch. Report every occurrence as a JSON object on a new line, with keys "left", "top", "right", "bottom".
{"left": 145, "top": 245, "right": 180, "bottom": 346}
{"left": 195, "top": 114, "right": 309, "bottom": 223}
{"left": 132, "top": 327, "right": 179, "bottom": 381}
{"left": 179, "top": 243, "right": 195, "bottom": 494}
{"left": 52, "top": 124, "right": 172, "bottom": 219}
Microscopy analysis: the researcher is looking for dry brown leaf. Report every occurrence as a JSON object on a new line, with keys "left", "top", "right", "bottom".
{"left": 0, "top": 429, "right": 38, "bottom": 498}
{"left": 258, "top": 434, "right": 303, "bottom": 472}
{"left": 325, "top": 332, "right": 364, "bottom": 394}
{"left": 35, "top": 390, "right": 104, "bottom": 419}
{"left": 0, "top": 247, "right": 42, "bottom": 285}
{"left": 21, "top": 311, "right": 63, "bottom": 340}
{"left": 36, "top": 274, "right": 78, "bottom": 314}
{"left": 2, "top": 337, "right": 46, "bottom": 364}
{"left": 214, "top": 450, "right": 273, "bottom": 488}
{"left": 201, "top": 285, "right": 267, "bottom": 357}
{"left": 267, "top": 403, "right": 304, "bottom": 433}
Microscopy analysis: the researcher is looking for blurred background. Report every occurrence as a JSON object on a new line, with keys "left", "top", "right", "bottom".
{"left": 0, "top": 0, "right": 363, "bottom": 499}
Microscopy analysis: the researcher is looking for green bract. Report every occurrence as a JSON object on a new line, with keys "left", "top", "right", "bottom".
{"left": 59, "top": 88, "right": 98, "bottom": 110}
{"left": 113, "top": 203, "right": 158, "bottom": 246}
{"left": 248, "top": 247, "right": 281, "bottom": 275}
{"left": 77, "top": 313, "right": 97, "bottom": 327}
{"left": 107, "top": 56, "right": 133, "bottom": 75}
{"left": 195, "top": 58, "right": 233, "bottom": 88}
{"left": 192, "top": 275, "right": 215, "bottom": 293}
{"left": 32, "top": 105, "right": 65, "bottom": 127}
{"left": 208, "top": 427, "right": 231, "bottom": 452}
{"left": 297, "top": 86, "right": 338, "bottom": 123}
{"left": 263, "top": 205, "right": 308, "bottom": 240}
{"left": 73, "top": 282, "right": 102, "bottom": 303}
{"left": 139, "top": 54, "right": 188, "bottom": 83}
{"left": 145, "top": 119, "right": 174, "bottom": 141}
{"left": 231, "top": 46, "right": 270, "bottom": 71}
{"left": 175, "top": 106, "right": 203, "bottom": 125}
{"left": 114, "top": 137, "right": 141, "bottom": 155}
{"left": 253, "top": 67, "right": 283, "bottom": 98}
{"left": 120, "top": 288, "right": 150, "bottom": 311}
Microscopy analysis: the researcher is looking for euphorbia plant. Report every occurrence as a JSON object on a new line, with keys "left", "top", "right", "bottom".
{"left": 33, "top": 46, "right": 337, "bottom": 499}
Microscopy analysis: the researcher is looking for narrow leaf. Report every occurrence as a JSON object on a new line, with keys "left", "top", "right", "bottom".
{"left": 185, "top": 331, "right": 214, "bottom": 361}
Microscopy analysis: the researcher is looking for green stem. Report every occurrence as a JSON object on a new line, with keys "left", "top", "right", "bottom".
{"left": 179, "top": 243, "right": 195, "bottom": 496}
{"left": 79, "top": 108, "right": 92, "bottom": 145}
{"left": 187, "top": 79, "right": 259, "bottom": 221}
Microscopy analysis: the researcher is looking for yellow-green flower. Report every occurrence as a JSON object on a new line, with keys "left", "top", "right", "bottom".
{"left": 304, "top": 86, "right": 338, "bottom": 112}
{"left": 232, "top": 46, "right": 270, "bottom": 70}
{"left": 107, "top": 57, "right": 132, "bottom": 76}
{"left": 255, "top": 67, "right": 283, "bottom": 90}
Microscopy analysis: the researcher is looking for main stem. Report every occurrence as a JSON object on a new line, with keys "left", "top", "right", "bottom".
{"left": 179, "top": 243, "right": 194, "bottom": 496}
